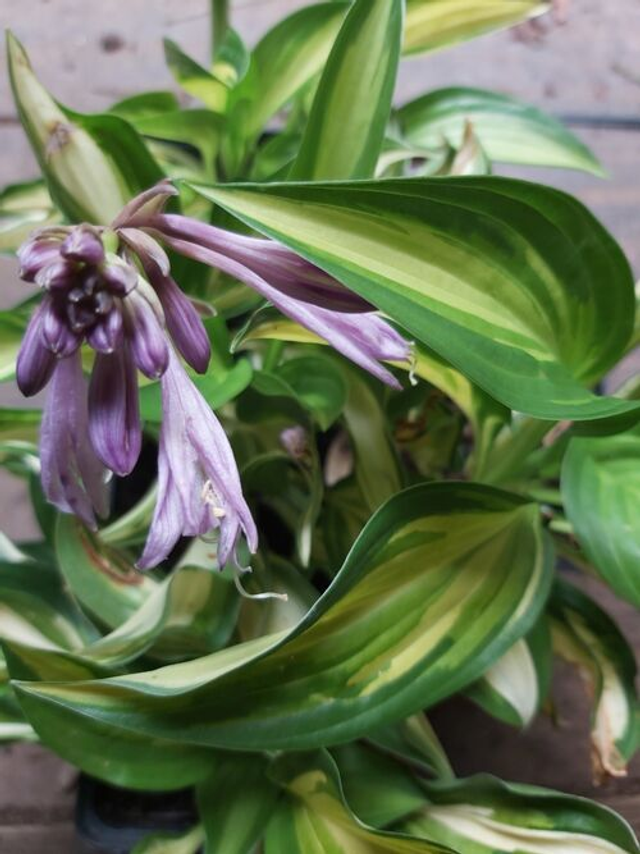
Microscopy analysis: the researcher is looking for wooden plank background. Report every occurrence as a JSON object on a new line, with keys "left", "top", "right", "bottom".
{"left": 0, "top": 1, "right": 639, "bottom": 850}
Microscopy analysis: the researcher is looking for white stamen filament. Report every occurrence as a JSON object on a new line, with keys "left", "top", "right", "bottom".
{"left": 233, "top": 567, "right": 289, "bottom": 603}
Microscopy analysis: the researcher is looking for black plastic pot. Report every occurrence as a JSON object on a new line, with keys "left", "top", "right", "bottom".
{"left": 75, "top": 776, "right": 198, "bottom": 853}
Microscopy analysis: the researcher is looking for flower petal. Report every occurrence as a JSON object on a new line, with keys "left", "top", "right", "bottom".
{"left": 111, "top": 180, "right": 178, "bottom": 230}
{"left": 40, "top": 352, "right": 109, "bottom": 529}
{"left": 118, "top": 227, "right": 171, "bottom": 277}
{"left": 138, "top": 348, "right": 256, "bottom": 569}
{"left": 35, "top": 258, "right": 77, "bottom": 292}
{"left": 60, "top": 225, "right": 105, "bottom": 264}
{"left": 16, "top": 301, "right": 57, "bottom": 396}
{"left": 17, "top": 235, "right": 63, "bottom": 281}
{"left": 41, "top": 302, "right": 80, "bottom": 357}
{"left": 102, "top": 260, "right": 138, "bottom": 296}
{"left": 124, "top": 290, "right": 169, "bottom": 379}
{"left": 147, "top": 268, "right": 210, "bottom": 374}
{"left": 136, "top": 460, "right": 186, "bottom": 569}
{"left": 88, "top": 345, "right": 141, "bottom": 476}
{"left": 153, "top": 214, "right": 371, "bottom": 313}
{"left": 86, "top": 307, "right": 123, "bottom": 353}
{"left": 162, "top": 237, "right": 409, "bottom": 388}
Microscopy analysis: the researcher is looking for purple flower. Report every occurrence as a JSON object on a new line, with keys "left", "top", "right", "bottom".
{"left": 137, "top": 349, "right": 257, "bottom": 570}
{"left": 121, "top": 204, "right": 411, "bottom": 388}
{"left": 39, "top": 351, "right": 109, "bottom": 530}
{"left": 16, "top": 180, "right": 410, "bottom": 570}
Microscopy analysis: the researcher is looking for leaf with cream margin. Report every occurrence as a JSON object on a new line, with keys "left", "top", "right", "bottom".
{"left": 0, "top": 558, "right": 98, "bottom": 653}
{"left": 196, "top": 753, "right": 279, "bottom": 854}
{"left": 7, "top": 32, "right": 163, "bottom": 223}
{"left": 466, "top": 616, "right": 552, "bottom": 727}
{"left": 187, "top": 177, "right": 638, "bottom": 424}
{"left": 76, "top": 565, "right": 238, "bottom": 667}
{"left": 290, "top": 0, "right": 403, "bottom": 181}
{"left": 549, "top": 580, "right": 638, "bottom": 782}
{"left": 15, "top": 482, "right": 551, "bottom": 754}
{"left": 0, "top": 179, "right": 59, "bottom": 253}
{"left": 397, "top": 87, "right": 603, "bottom": 175}
{"left": 229, "top": 3, "right": 349, "bottom": 141}
{"left": 265, "top": 750, "right": 452, "bottom": 853}
{"left": 403, "top": 0, "right": 550, "bottom": 55}
{"left": 562, "top": 426, "right": 640, "bottom": 607}
{"left": 403, "top": 774, "right": 640, "bottom": 854}
{"left": 232, "top": 1, "right": 550, "bottom": 144}
{"left": 55, "top": 515, "right": 158, "bottom": 630}
{"left": 163, "top": 39, "right": 229, "bottom": 113}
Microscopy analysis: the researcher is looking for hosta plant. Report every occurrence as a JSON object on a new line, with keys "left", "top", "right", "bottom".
{"left": 1, "top": 1, "right": 640, "bottom": 852}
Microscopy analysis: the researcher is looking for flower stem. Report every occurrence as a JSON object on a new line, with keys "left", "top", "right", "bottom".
{"left": 211, "top": 0, "right": 229, "bottom": 59}
{"left": 263, "top": 340, "right": 285, "bottom": 372}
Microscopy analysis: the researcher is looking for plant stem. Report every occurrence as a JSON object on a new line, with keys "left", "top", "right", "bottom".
{"left": 263, "top": 340, "right": 285, "bottom": 372}
{"left": 211, "top": 0, "right": 229, "bottom": 60}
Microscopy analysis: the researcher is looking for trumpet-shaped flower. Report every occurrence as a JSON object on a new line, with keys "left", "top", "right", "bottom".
{"left": 137, "top": 349, "right": 257, "bottom": 569}
{"left": 16, "top": 180, "right": 409, "bottom": 568}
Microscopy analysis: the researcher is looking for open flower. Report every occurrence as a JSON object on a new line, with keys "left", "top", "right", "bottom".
{"left": 16, "top": 180, "right": 409, "bottom": 568}
{"left": 119, "top": 187, "right": 411, "bottom": 389}
{"left": 138, "top": 349, "right": 257, "bottom": 569}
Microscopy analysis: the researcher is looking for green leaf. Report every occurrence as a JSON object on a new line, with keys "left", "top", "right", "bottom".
{"left": 466, "top": 616, "right": 551, "bottom": 727}
{"left": 8, "top": 648, "right": 217, "bottom": 789}
{"left": 109, "top": 91, "right": 181, "bottom": 121}
{"left": 0, "top": 559, "right": 98, "bottom": 652}
{"left": 212, "top": 28, "right": 250, "bottom": 87}
{"left": 290, "top": 0, "right": 403, "bottom": 180}
{"left": 131, "top": 110, "right": 222, "bottom": 176}
{"left": 72, "top": 565, "right": 239, "bottom": 667}
{"left": 55, "top": 515, "right": 157, "bottom": 629}
{"left": 397, "top": 87, "right": 603, "bottom": 174}
{"left": 197, "top": 753, "right": 279, "bottom": 854}
{"left": 234, "top": 307, "right": 507, "bottom": 474}
{"left": 0, "top": 408, "right": 40, "bottom": 443}
{"left": 131, "top": 826, "right": 205, "bottom": 854}
{"left": 163, "top": 39, "right": 229, "bottom": 112}
{"left": 230, "top": 3, "right": 348, "bottom": 141}
{"left": 549, "top": 580, "right": 638, "bottom": 781}
{"left": 562, "top": 426, "right": 640, "bottom": 606}
{"left": 16, "top": 482, "right": 552, "bottom": 752}
{"left": 7, "top": 32, "right": 163, "bottom": 223}
{"left": 341, "top": 365, "right": 403, "bottom": 513}
{"left": 139, "top": 357, "right": 253, "bottom": 423}
{"left": 403, "top": 0, "right": 550, "bottom": 55}
{"left": 332, "top": 743, "right": 432, "bottom": 828}
{"left": 402, "top": 774, "right": 640, "bottom": 853}
{"left": 278, "top": 355, "right": 348, "bottom": 431}
{"left": 368, "top": 713, "right": 454, "bottom": 781}
{"left": 0, "top": 179, "right": 59, "bottom": 253}
{"left": 188, "top": 177, "right": 638, "bottom": 423}
{"left": 266, "top": 750, "right": 451, "bottom": 852}
{"left": 242, "top": 449, "right": 323, "bottom": 568}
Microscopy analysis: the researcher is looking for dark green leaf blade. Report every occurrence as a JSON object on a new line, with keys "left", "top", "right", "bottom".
{"left": 562, "top": 426, "right": 640, "bottom": 606}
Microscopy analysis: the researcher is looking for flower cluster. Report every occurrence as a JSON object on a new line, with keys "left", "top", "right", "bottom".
{"left": 17, "top": 181, "right": 410, "bottom": 568}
